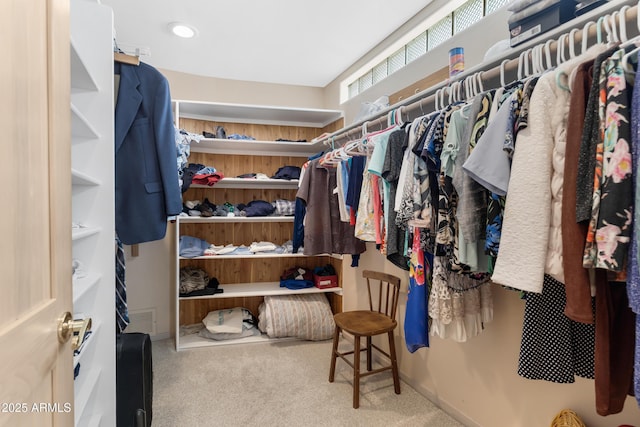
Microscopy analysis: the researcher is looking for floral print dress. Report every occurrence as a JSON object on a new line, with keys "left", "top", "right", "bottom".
{"left": 583, "top": 49, "right": 634, "bottom": 272}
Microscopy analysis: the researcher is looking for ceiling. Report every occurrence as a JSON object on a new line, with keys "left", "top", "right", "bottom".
{"left": 102, "top": 0, "right": 431, "bottom": 87}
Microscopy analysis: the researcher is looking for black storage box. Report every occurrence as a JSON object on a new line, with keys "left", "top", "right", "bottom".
{"left": 509, "top": 0, "right": 576, "bottom": 47}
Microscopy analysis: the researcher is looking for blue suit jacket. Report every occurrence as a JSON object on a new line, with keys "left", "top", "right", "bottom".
{"left": 114, "top": 62, "right": 182, "bottom": 245}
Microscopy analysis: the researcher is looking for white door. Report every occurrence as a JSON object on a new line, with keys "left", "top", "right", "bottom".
{"left": 0, "top": 0, "right": 74, "bottom": 426}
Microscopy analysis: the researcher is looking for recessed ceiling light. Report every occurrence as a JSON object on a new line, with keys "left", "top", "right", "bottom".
{"left": 168, "top": 22, "right": 197, "bottom": 38}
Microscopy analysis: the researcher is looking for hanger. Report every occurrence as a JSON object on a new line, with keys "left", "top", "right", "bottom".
{"left": 618, "top": 5, "right": 629, "bottom": 43}
{"left": 582, "top": 21, "right": 596, "bottom": 54}
{"left": 463, "top": 77, "right": 471, "bottom": 100}
{"left": 556, "top": 34, "right": 568, "bottom": 65}
{"left": 114, "top": 51, "right": 140, "bottom": 65}
{"left": 543, "top": 39, "right": 554, "bottom": 71}
{"left": 621, "top": 4, "right": 640, "bottom": 73}
{"left": 519, "top": 48, "right": 531, "bottom": 79}
{"left": 113, "top": 38, "right": 140, "bottom": 66}
{"left": 395, "top": 106, "right": 405, "bottom": 126}
{"left": 387, "top": 109, "right": 395, "bottom": 127}
{"left": 476, "top": 71, "right": 484, "bottom": 93}
{"left": 568, "top": 28, "right": 579, "bottom": 59}
{"left": 500, "top": 59, "right": 510, "bottom": 87}
{"left": 610, "top": 12, "right": 620, "bottom": 43}
{"left": 361, "top": 121, "right": 369, "bottom": 138}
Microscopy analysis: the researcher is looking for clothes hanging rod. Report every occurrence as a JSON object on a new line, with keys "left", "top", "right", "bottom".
{"left": 318, "top": 0, "right": 638, "bottom": 147}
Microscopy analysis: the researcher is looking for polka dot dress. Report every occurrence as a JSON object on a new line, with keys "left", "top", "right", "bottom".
{"left": 518, "top": 274, "right": 595, "bottom": 383}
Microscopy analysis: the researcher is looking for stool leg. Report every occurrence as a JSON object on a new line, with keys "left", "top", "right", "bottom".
{"left": 329, "top": 326, "right": 340, "bottom": 382}
{"left": 366, "top": 336, "right": 372, "bottom": 371}
{"left": 387, "top": 331, "right": 401, "bottom": 394}
{"left": 353, "top": 335, "right": 361, "bottom": 409}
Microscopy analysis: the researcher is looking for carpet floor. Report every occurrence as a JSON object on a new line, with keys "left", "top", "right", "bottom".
{"left": 151, "top": 338, "right": 463, "bottom": 427}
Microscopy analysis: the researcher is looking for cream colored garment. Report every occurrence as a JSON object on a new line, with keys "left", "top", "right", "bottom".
{"left": 492, "top": 44, "right": 609, "bottom": 293}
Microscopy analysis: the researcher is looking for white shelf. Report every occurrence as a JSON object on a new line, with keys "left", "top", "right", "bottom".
{"left": 178, "top": 332, "right": 297, "bottom": 350}
{"left": 179, "top": 216, "right": 294, "bottom": 224}
{"left": 191, "top": 178, "right": 299, "bottom": 189}
{"left": 74, "top": 367, "right": 101, "bottom": 425}
{"left": 71, "top": 103, "right": 101, "bottom": 140}
{"left": 73, "top": 321, "right": 101, "bottom": 369}
{"left": 70, "top": 38, "right": 98, "bottom": 92}
{"left": 180, "top": 281, "right": 342, "bottom": 300}
{"left": 73, "top": 272, "right": 101, "bottom": 304}
{"left": 190, "top": 138, "right": 324, "bottom": 156}
{"left": 182, "top": 253, "right": 317, "bottom": 260}
{"left": 71, "top": 1, "right": 115, "bottom": 424}
{"left": 71, "top": 169, "right": 102, "bottom": 186}
{"left": 175, "top": 100, "right": 342, "bottom": 128}
{"left": 72, "top": 226, "right": 101, "bottom": 241}
{"left": 174, "top": 99, "right": 344, "bottom": 351}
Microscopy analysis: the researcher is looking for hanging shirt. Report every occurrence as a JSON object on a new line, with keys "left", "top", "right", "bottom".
{"left": 296, "top": 159, "right": 366, "bottom": 255}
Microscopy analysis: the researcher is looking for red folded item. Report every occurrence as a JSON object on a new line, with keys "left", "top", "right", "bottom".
{"left": 192, "top": 172, "right": 224, "bottom": 186}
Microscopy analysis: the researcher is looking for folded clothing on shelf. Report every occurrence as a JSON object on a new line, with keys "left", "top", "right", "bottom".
{"left": 280, "top": 266, "right": 314, "bottom": 290}
{"left": 243, "top": 200, "right": 275, "bottom": 217}
{"left": 249, "top": 241, "right": 278, "bottom": 253}
{"left": 179, "top": 236, "right": 210, "bottom": 258}
{"left": 272, "top": 165, "right": 301, "bottom": 180}
{"left": 274, "top": 199, "right": 295, "bottom": 216}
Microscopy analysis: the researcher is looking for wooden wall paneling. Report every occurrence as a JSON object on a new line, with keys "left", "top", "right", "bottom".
{"left": 182, "top": 187, "right": 297, "bottom": 205}
{"left": 388, "top": 66, "right": 450, "bottom": 106}
{"left": 177, "top": 113, "right": 345, "bottom": 346}
{"left": 180, "top": 297, "right": 264, "bottom": 325}
{"left": 179, "top": 118, "right": 324, "bottom": 142}
{"left": 321, "top": 117, "right": 345, "bottom": 134}
{"left": 185, "top": 154, "right": 306, "bottom": 179}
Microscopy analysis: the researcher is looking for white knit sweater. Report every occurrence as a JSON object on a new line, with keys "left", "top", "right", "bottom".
{"left": 491, "top": 45, "right": 608, "bottom": 293}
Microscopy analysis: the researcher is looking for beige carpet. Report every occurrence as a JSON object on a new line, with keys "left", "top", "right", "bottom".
{"left": 151, "top": 338, "right": 463, "bottom": 427}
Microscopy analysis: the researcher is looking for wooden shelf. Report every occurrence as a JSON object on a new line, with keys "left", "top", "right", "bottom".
{"left": 190, "top": 137, "right": 324, "bottom": 156}
{"left": 178, "top": 215, "right": 294, "bottom": 224}
{"left": 191, "top": 178, "right": 299, "bottom": 189}
{"left": 179, "top": 281, "right": 342, "bottom": 300}
{"left": 180, "top": 252, "right": 332, "bottom": 260}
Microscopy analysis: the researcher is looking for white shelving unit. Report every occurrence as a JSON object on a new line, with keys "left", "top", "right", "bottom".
{"left": 70, "top": 1, "right": 115, "bottom": 425}
{"left": 174, "top": 101, "right": 343, "bottom": 351}
{"left": 179, "top": 281, "right": 343, "bottom": 300}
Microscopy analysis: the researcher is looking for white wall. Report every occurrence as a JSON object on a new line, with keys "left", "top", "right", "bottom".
{"left": 323, "top": 0, "right": 512, "bottom": 121}
{"left": 160, "top": 68, "right": 325, "bottom": 109}
{"left": 348, "top": 247, "right": 639, "bottom": 427}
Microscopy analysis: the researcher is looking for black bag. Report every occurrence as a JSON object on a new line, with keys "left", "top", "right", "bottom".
{"left": 116, "top": 333, "right": 153, "bottom": 427}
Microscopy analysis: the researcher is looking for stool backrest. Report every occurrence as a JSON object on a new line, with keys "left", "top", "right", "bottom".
{"left": 362, "top": 270, "right": 402, "bottom": 320}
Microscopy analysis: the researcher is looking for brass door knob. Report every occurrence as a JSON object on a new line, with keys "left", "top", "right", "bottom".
{"left": 57, "top": 312, "right": 92, "bottom": 351}
{"left": 57, "top": 312, "right": 73, "bottom": 343}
